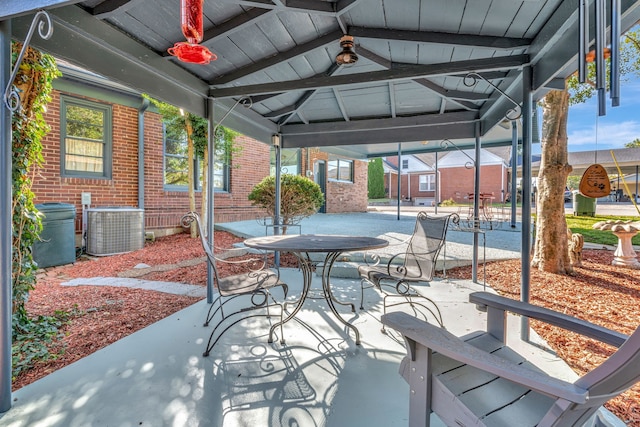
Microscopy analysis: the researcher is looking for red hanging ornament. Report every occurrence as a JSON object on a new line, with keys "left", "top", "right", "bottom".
{"left": 168, "top": 0, "right": 216, "bottom": 64}
{"left": 181, "top": 0, "right": 203, "bottom": 44}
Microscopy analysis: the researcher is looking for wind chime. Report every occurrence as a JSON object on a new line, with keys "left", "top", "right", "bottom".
{"left": 168, "top": 0, "right": 216, "bottom": 64}
{"left": 577, "top": 0, "right": 620, "bottom": 198}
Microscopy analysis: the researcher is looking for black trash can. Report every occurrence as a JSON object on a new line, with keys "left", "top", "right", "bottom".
{"left": 33, "top": 203, "right": 76, "bottom": 268}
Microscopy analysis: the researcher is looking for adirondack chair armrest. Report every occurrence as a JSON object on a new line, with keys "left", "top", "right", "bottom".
{"left": 381, "top": 311, "right": 589, "bottom": 404}
{"left": 470, "top": 292, "right": 628, "bottom": 348}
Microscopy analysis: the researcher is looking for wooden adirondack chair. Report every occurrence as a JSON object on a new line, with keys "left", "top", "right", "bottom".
{"left": 181, "top": 212, "right": 288, "bottom": 356}
{"left": 359, "top": 212, "right": 458, "bottom": 330}
{"left": 382, "top": 291, "right": 639, "bottom": 427}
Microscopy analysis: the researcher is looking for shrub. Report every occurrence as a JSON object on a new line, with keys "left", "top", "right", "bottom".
{"left": 367, "top": 158, "right": 386, "bottom": 199}
{"left": 248, "top": 174, "right": 324, "bottom": 233}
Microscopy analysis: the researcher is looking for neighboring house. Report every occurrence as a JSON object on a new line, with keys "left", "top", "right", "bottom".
{"left": 383, "top": 156, "right": 438, "bottom": 206}
{"left": 32, "top": 62, "right": 367, "bottom": 247}
{"left": 383, "top": 147, "right": 510, "bottom": 206}
{"left": 434, "top": 148, "right": 510, "bottom": 203}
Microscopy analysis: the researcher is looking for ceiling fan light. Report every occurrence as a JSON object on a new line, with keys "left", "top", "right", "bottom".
{"left": 336, "top": 35, "right": 358, "bottom": 65}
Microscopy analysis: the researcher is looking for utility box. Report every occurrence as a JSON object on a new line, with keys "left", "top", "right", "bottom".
{"left": 573, "top": 191, "right": 597, "bottom": 216}
{"left": 33, "top": 203, "right": 77, "bottom": 268}
{"left": 86, "top": 207, "right": 144, "bottom": 256}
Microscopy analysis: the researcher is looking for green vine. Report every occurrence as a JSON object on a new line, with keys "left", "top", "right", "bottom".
{"left": 10, "top": 42, "right": 65, "bottom": 379}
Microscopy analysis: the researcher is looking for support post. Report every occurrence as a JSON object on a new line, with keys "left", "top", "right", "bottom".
{"left": 397, "top": 143, "right": 402, "bottom": 220}
{"left": 511, "top": 120, "right": 518, "bottom": 228}
{"left": 273, "top": 134, "right": 282, "bottom": 265}
{"left": 434, "top": 152, "right": 438, "bottom": 215}
{"left": 0, "top": 18, "right": 12, "bottom": 412}
{"left": 206, "top": 97, "right": 216, "bottom": 304}
{"left": 521, "top": 65, "right": 533, "bottom": 341}
{"left": 472, "top": 123, "right": 481, "bottom": 284}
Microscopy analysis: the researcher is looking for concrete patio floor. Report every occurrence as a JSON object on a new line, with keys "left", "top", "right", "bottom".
{"left": 0, "top": 268, "right": 591, "bottom": 427}
{"left": 0, "top": 208, "right": 626, "bottom": 426}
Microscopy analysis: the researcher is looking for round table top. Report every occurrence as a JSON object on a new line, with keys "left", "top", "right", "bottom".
{"left": 244, "top": 234, "right": 389, "bottom": 252}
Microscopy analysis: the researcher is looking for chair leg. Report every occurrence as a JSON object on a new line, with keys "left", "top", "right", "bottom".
{"left": 359, "top": 278, "right": 376, "bottom": 310}
{"left": 202, "top": 301, "right": 284, "bottom": 356}
{"left": 203, "top": 294, "right": 224, "bottom": 327}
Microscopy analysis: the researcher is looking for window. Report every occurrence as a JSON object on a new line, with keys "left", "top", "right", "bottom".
{"left": 212, "top": 144, "right": 229, "bottom": 191}
{"left": 163, "top": 125, "right": 228, "bottom": 191}
{"left": 328, "top": 159, "right": 353, "bottom": 182}
{"left": 164, "top": 125, "right": 191, "bottom": 188}
{"left": 61, "top": 97, "right": 112, "bottom": 178}
{"left": 402, "top": 159, "right": 409, "bottom": 169}
{"left": 419, "top": 174, "right": 434, "bottom": 191}
{"left": 270, "top": 148, "right": 300, "bottom": 175}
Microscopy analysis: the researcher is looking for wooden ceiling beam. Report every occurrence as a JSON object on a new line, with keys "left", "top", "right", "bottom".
{"left": 210, "top": 29, "right": 342, "bottom": 85}
{"left": 349, "top": 26, "right": 531, "bottom": 50}
{"left": 89, "top": 0, "right": 141, "bottom": 19}
{"left": 210, "top": 55, "right": 529, "bottom": 98}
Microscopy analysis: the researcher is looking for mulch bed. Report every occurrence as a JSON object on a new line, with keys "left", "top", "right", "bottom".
{"left": 14, "top": 232, "right": 640, "bottom": 425}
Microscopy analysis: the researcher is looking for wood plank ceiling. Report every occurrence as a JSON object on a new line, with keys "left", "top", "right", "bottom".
{"left": 6, "top": 0, "right": 640, "bottom": 157}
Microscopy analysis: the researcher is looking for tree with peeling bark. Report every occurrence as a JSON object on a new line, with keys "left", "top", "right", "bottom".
{"left": 532, "top": 89, "right": 573, "bottom": 273}
{"left": 532, "top": 29, "right": 640, "bottom": 274}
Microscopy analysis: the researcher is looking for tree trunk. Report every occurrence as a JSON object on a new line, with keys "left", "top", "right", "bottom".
{"left": 531, "top": 89, "right": 573, "bottom": 273}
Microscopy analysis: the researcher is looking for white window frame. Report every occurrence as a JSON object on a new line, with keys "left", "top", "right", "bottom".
{"left": 419, "top": 174, "right": 435, "bottom": 191}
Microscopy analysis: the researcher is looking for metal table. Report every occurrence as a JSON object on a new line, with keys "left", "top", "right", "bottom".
{"left": 244, "top": 234, "right": 389, "bottom": 345}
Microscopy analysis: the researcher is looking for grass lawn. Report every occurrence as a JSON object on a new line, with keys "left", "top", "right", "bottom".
{"left": 566, "top": 215, "right": 640, "bottom": 246}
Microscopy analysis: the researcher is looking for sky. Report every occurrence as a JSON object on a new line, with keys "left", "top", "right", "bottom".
{"left": 535, "top": 77, "right": 640, "bottom": 155}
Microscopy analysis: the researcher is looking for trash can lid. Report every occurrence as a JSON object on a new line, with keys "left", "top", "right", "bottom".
{"left": 35, "top": 203, "right": 76, "bottom": 220}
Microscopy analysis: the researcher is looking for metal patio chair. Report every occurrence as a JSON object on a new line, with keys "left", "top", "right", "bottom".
{"left": 382, "top": 291, "right": 640, "bottom": 427}
{"left": 359, "top": 212, "right": 458, "bottom": 331}
{"left": 181, "top": 212, "right": 288, "bottom": 356}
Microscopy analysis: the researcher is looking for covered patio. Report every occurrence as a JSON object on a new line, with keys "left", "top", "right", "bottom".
{"left": 2, "top": 0, "right": 640, "bottom": 424}
{"left": 0, "top": 270, "right": 586, "bottom": 426}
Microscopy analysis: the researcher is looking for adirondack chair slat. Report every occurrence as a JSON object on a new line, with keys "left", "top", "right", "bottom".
{"left": 381, "top": 291, "right": 640, "bottom": 427}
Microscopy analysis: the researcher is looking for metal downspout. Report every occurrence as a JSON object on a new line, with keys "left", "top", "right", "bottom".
{"left": 0, "top": 18, "right": 11, "bottom": 413}
{"left": 137, "top": 98, "right": 150, "bottom": 209}
{"left": 521, "top": 66, "right": 533, "bottom": 341}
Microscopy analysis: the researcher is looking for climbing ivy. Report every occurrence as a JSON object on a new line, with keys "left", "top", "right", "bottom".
{"left": 10, "top": 42, "right": 65, "bottom": 379}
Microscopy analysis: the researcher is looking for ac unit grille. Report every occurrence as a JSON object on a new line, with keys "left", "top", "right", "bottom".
{"left": 86, "top": 208, "right": 144, "bottom": 256}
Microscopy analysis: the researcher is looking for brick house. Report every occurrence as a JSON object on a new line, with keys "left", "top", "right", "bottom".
{"left": 433, "top": 148, "right": 510, "bottom": 203}
{"left": 383, "top": 156, "right": 437, "bottom": 206}
{"left": 32, "top": 63, "right": 367, "bottom": 246}
{"left": 383, "top": 147, "right": 511, "bottom": 205}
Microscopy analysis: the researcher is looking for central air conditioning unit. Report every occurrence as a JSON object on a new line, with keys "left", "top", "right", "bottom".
{"left": 86, "top": 207, "right": 145, "bottom": 256}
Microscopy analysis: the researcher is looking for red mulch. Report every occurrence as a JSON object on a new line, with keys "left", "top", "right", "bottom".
{"left": 15, "top": 233, "right": 640, "bottom": 425}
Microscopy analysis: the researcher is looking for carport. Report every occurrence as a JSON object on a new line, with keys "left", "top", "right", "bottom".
{"left": 3, "top": 0, "right": 640, "bottom": 411}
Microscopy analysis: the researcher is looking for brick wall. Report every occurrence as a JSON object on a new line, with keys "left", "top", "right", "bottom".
{"left": 33, "top": 89, "right": 271, "bottom": 240}
{"left": 34, "top": 91, "right": 140, "bottom": 233}
{"left": 439, "top": 165, "right": 507, "bottom": 202}
{"left": 306, "top": 150, "right": 368, "bottom": 213}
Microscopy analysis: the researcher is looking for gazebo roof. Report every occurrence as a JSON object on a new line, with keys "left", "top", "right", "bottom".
{"left": 6, "top": 1, "right": 640, "bottom": 157}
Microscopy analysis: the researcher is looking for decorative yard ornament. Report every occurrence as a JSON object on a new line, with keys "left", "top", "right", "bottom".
{"left": 579, "top": 163, "right": 610, "bottom": 198}
{"left": 168, "top": 0, "right": 216, "bottom": 64}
